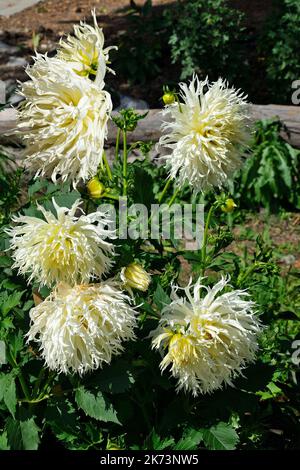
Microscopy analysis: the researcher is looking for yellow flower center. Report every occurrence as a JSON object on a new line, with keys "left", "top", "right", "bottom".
{"left": 168, "top": 333, "right": 198, "bottom": 366}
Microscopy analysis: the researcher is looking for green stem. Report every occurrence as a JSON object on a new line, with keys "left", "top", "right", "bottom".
{"left": 103, "top": 151, "right": 112, "bottom": 180}
{"left": 19, "top": 395, "right": 50, "bottom": 404}
{"left": 115, "top": 128, "right": 121, "bottom": 163}
{"left": 167, "top": 187, "right": 180, "bottom": 207}
{"left": 37, "top": 371, "right": 56, "bottom": 400}
{"left": 32, "top": 367, "right": 45, "bottom": 399}
{"left": 201, "top": 204, "right": 215, "bottom": 277}
{"left": 122, "top": 129, "right": 128, "bottom": 196}
{"left": 175, "top": 94, "right": 183, "bottom": 113}
{"left": 7, "top": 350, "right": 30, "bottom": 401}
{"left": 102, "top": 193, "right": 120, "bottom": 201}
{"left": 237, "top": 263, "right": 259, "bottom": 287}
{"left": 17, "top": 372, "right": 31, "bottom": 401}
{"left": 158, "top": 178, "right": 172, "bottom": 204}
{"left": 147, "top": 182, "right": 180, "bottom": 247}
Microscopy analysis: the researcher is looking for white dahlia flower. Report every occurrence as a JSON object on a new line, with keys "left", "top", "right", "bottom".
{"left": 159, "top": 75, "right": 251, "bottom": 193}
{"left": 27, "top": 282, "right": 137, "bottom": 374}
{"left": 7, "top": 199, "right": 115, "bottom": 287}
{"left": 57, "top": 10, "right": 116, "bottom": 82}
{"left": 151, "top": 276, "right": 262, "bottom": 396}
{"left": 17, "top": 55, "right": 112, "bottom": 185}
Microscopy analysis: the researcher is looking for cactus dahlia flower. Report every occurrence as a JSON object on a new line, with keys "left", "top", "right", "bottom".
{"left": 27, "top": 282, "right": 137, "bottom": 374}
{"left": 17, "top": 55, "right": 112, "bottom": 185}
{"left": 159, "top": 75, "right": 251, "bottom": 193}
{"left": 7, "top": 199, "right": 114, "bottom": 287}
{"left": 151, "top": 276, "right": 262, "bottom": 396}
{"left": 57, "top": 10, "right": 116, "bottom": 82}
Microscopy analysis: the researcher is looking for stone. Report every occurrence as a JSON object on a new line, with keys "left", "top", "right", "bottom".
{"left": 0, "top": 1, "right": 42, "bottom": 17}
{"left": 116, "top": 94, "right": 149, "bottom": 111}
{"left": 280, "top": 255, "right": 296, "bottom": 265}
{"left": 0, "top": 40, "right": 19, "bottom": 56}
{"left": 7, "top": 56, "right": 27, "bottom": 67}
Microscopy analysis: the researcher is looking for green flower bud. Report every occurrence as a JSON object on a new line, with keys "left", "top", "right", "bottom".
{"left": 122, "top": 263, "right": 151, "bottom": 292}
{"left": 162, "top": 92, "right": 176, "bottom": 105}
{"left": 221, "top": 198, "right": 237, "bottom": 213}
{"left": 87, "top": 177, "right": 105, "bottom": 199}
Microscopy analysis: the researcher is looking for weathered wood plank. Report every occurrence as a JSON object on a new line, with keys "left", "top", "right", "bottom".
{"left": 1, "top": 105, "right": 300, "bottom": 147}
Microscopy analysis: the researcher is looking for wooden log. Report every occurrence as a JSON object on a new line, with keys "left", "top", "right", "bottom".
{"left": 1, "top": 105, "right": 300, "bottom": 147}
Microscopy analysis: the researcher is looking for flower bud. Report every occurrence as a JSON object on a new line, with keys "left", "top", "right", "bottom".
{"left": 162, "top": 92, "right": 176, "bottom": 105}
{"left": 221, "top": 198, "right": 237, "bottom": 213}
{"left": 87, "top": 177, "right": 105, "bottom": 199}
{"left": 122, "top": 263, "right": 151, "bottom": 292}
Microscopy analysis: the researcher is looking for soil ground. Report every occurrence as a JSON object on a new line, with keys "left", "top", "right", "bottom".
{"left": 178, "top": 210, "right": 300, "bottom": 285}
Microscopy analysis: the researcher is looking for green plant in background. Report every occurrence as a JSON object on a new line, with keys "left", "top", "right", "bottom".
{"left": 232, "top": 120, "right": 300, "bottom": 212}
{"left": 114, "top": 0, "right": 300, "bottom": 104}
{"left": 259, "top": 0, "right": 300, "bottom": 103}
{"left": 116, "top": 0, "right": 168, "bottom": 84}
{"left": 0, "top": 150, "right": 23, "bottom": 225}
{"left": 165, "top": 0, "right": 246, "bottom": 83}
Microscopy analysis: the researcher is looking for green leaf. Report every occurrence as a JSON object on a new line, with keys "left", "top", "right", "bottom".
{"left": 132, "top": 166, "right": 155, "bottom": 209}
{"left": 202, "top": 422, "right": 239, "bottom": 450}
{"left": 75, "top": 387, "right": 120, "bottom": 424}
{"left": 0, "top": 256, "right": 12, "bottom": 268}
{"left": 173, "top": 428, "right": 204, "bottom": 450}
{"left": 50, "top": 190, "right": 81, "bottom": 209}
{"left": 46, "top": 398, "right": 79, "bottom": 444}
{"left": 1, "top": 290, "right": 25, "bottom": 316}
{"left": 0, "top": 373, "right": 17, "bottom": 417}
{"left": 20, "top": 418, "right": 40, "bottom": 450}
{"left": 257, "top": 381, "right": 283, "bottom": 400}
{"left": 7, "top": 331, "right": 24, "bottom": 359}
{"left": 273, "top": 147, "right": 292, "bottom": 188}
{"left": 28, "top": 179, "right": 47, "bottom": 197}
{"left": 0, "top": 432, "right": 9, "bottom": 450}
{"left": 144, "top": 430, "right": 175, "bottom": 450}
{"left": 153, "top": 284, "right": 171, "bottom": 311}
{"left": 6, "top": 418, "right": 22, "bottom": 450}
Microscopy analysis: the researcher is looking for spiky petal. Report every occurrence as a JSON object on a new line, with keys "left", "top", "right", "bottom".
{"left": 159, "top": 75, "right": 251, "bottom": 193}
{"left": 16, "top": 55, "right": 112, "bottom": 185}
{"left": 27, "top": 282, "right": 137, "bottom": 374}
{"left": 7, "top": 199, "right": 115, "bottom": 287}
{"left": 151, "top": 276, "right": 262, "bottom": 395}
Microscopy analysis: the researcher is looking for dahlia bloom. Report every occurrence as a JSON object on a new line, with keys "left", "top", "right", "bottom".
{"left": 17, "top": 55, "right": 112, "bottom": 185}
{"left": 57, "top": 10, "right": 116, "bottom": 82}
{"left": 151, "top": 276, "right": 262, "bottom": 395}
{"left": 27, "top": 282, "right": 137, "bottom": 374}
{"left": 7, "top": 199, "right": 114, "bottom": 287}
{"left": 159, "top": 75, "right": 251, "bottom": 193}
